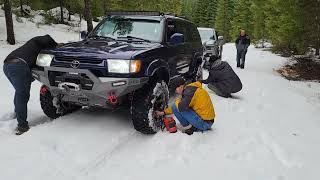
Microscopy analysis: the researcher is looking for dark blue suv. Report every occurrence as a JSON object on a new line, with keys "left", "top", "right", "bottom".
{"left": 32, "top": 12, "right": 203, "bottom": 134}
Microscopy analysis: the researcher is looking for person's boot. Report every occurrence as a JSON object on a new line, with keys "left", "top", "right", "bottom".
{"left": 184, "top": 126, "right": 198, "bottom": 135}
{"left": 15, "top": 126, "right": 30, "bottom": 135}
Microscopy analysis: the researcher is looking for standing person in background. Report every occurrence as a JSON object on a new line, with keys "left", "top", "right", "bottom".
{"left": 235, "top": 29, "right": 250, "bottom": 69}
{"left": 3, "top": 35, "right": 59, "bottom": 135}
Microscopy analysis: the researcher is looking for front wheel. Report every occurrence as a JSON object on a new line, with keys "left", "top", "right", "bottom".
{"left": 40, "top": 85, "right": 81, "bottom": 119}
{"left": 131, "top": 80, "right": 169, "bottom": 134}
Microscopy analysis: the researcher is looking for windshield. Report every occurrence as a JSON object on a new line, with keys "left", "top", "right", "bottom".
{"left": 198, "top": 29, "right": 215, "bottom": 42}
{"left": 91, "top": 17, "right": 162, "bottom": 42}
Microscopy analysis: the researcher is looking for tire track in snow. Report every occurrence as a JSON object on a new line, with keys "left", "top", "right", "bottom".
{"left": 80, "top": 130, "right": 138, "bottom": 175}
{"left": 258, "top": 132, "right": 303, "bottom": 168}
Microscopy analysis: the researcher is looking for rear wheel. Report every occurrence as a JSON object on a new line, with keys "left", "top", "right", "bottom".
{"left": 131, "top": 79, "right": 169, "bottom": 134}
{"left": 40, "top": 85, "right": 81, "bottom": 119}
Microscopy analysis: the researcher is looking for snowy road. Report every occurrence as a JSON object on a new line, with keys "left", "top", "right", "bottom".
{"left": 1, "top": 16, "right": 320, "bottom": 180}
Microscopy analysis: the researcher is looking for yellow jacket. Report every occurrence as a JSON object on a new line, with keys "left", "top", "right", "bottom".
{"left": 164, "top": 81, "right": 215, "bottom": 121}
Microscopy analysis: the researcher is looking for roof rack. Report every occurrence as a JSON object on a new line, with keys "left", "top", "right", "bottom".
{"left": 106, "top": 11, "right": 161, "bottom": 16}
{"left": 105, "top": 11, "right": 189, "bottom": 20}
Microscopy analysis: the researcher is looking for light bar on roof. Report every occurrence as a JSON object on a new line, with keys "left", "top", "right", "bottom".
{"left": 106, "top": 11, "right": 161, "bottom": 16}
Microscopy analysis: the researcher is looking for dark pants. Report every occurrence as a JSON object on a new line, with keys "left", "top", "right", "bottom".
{"left": 3, "top": 61, "right": 32, "bottom": 128}
{"left": 236, "top": 50, "right": 247, "bottom": 68}
{"left": 208, "top": 83, "right": 231, "bottom": 98}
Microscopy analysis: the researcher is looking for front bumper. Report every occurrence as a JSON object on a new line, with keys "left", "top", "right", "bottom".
{"left": 32, "top": 67, "right": 148, "bottom": 108}
{"left": 204, "top": 45, "right": 218, "bottom": 57}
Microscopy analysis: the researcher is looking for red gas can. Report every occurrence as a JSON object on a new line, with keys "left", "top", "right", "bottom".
{"left": 163, "top": 115, "right": 177, "bottom": 133}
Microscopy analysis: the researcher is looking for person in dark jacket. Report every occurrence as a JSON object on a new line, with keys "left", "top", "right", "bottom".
{"left": 202, "top": 56, "right": 242, "bottom": 98}
{"left": 235, "top": 29, "right": 250, "bottom": 69}
{"left": 3, "top": 35, "right": 58, "bottom": 135}
{"left": 155, "top": 77, "right": 215, "bottom": 135}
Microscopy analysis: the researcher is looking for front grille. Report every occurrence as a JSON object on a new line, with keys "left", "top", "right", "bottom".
{"left": 48, "top": 71, "right": 94, "bottom": 90}
{"left": 55, "top": 56, "right": 103, "bottom": 64}
{"left": 206, "top": 46, "right": 214, "bottom": 50}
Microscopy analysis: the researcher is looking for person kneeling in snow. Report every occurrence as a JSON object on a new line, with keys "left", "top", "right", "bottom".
{"left": 155, "top": 77, "right": 215, "bottom": 135}
{"left": 202, "top": 56, "right": 242, "bottom": 98}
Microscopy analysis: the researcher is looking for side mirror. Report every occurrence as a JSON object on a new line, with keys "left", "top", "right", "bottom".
{"left": 218, "top": 36, "right": 224, "bottom": 45}
{"left": 169, "top": 33, "right": 184, "bottom": 45}
{"left": 80, "top": 31, "right": 88, "bottom": 40}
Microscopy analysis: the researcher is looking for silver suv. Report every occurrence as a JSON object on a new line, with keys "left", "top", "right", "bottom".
{"left": 198, "top": 27, "right": 223, "bottom": 68}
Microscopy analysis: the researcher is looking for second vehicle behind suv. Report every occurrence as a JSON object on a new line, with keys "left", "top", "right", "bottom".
{"left": 198, "top": 27, "right": 224, "bottom": 68}
{"left": 32, "top": 11, "right": 203, "bottom": 134}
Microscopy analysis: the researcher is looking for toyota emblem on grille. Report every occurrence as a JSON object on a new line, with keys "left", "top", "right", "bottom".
{"left": 71, "top": 60, "right": 80, "bottom": 68}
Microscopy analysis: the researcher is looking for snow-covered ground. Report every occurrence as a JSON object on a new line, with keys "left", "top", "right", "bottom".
{"left": 1, "top": 9, "right": 320, "bottom": 180}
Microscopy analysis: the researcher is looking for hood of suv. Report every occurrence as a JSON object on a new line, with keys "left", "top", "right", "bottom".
{"left": 42, "top": 39, "right": 161, "bottom": 60}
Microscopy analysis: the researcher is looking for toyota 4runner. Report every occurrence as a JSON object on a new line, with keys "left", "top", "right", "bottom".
{"left": 32, "top": 11, "right": 203, "bottom": 134}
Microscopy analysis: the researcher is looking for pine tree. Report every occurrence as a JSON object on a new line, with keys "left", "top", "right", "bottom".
{"left": 215, "top": 0, "right": 234, "bottom": 42}
{"left": 205, "top": 0, "right": 217, "bottom": 28}
{"left": 265, "top": 0, "right": 305, "bottom": 54}
{"left": 250, "top": 0, "right": 268, "bottom": 46}
{"left": 231, "top": 0, "right": 253, "bottom": 40}
{"left": 193, "top": 0, "right": 218, "bottom": 28}
{"left": 303, "top": 0, "right": 320, "bottom": 56}
{"left": 91, "top": 0, "right": 104, "bottom": 18}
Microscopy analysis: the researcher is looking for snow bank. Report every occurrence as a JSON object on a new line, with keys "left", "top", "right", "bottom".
{"left": 47, "top": 7, "right": 69, "bottom": 20}
{"left": 254, "top": 39, "right": 273, "bottom": 48}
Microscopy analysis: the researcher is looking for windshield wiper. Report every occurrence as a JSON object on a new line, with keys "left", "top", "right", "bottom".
{"left": 117, "top": 36, "right": 151, "bottom": 43}
{"left": 88, "top": 35, "right": 116, "bottom": 41}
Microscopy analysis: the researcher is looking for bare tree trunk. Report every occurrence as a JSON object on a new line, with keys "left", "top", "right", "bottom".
{"left": 4, "top": 0, "right": 15, "bottom": 45}
{"left": 84, "top": 0, "right": 93, "bottom": 32}
{"left": 67, "top": 5, "right": 71, "bottom": 21}
{"left": 60, "top": 0, "right": 64, "bottom": 24}
{"left": 20, "top": 0, "right": 24, "bottom": 16}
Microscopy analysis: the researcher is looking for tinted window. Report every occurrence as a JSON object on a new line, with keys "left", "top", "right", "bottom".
{"left": 92, "top": 16, "right": 162, "bottom": 42}
{"left": 166, "top": 19, "right": 188, "bottom": 43}
{"left": 188, "top": 23, "right": 201, "bottom": 43}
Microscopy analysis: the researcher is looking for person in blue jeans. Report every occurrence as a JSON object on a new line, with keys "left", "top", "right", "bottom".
{"left": 155, "top": 77, "right": 216, "bottom": 135}
{"left": 3, "top": 35, "right": 59, "bottom": 135}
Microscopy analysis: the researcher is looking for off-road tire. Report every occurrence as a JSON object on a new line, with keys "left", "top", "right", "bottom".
{"left": 131, "top": 79, "right": 169, "bottom": 134}
{"left": 40, "top": 86, "right": 81, "bottom": 119}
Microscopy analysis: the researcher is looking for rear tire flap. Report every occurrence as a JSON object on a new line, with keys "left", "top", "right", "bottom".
{"left": 131, "top": 79, "right": 169, "bottom": 134}
{"left": 40, "top": 85, "right": 81, "bottom": 119}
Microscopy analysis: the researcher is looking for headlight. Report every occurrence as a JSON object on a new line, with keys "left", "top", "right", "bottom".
{"left": 107, "top": 59, "right": 141, "bottom": 73}
{"left": 36, "top": 54, "right": 54, "bottom": 67}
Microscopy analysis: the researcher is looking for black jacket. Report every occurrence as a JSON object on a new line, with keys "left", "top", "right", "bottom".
{"left": 235, "top": 35, "right": 250, "bottom": 52}
{"left": 5, "top": 35, "right": 57, "bottom": 68}
{"left": 202, "top": 60, "right": 242, "bottom": 94}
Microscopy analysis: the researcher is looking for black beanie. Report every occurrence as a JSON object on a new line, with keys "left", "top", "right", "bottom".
{"left": 171, "top": 77, "right": 186, "bottom": 90}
